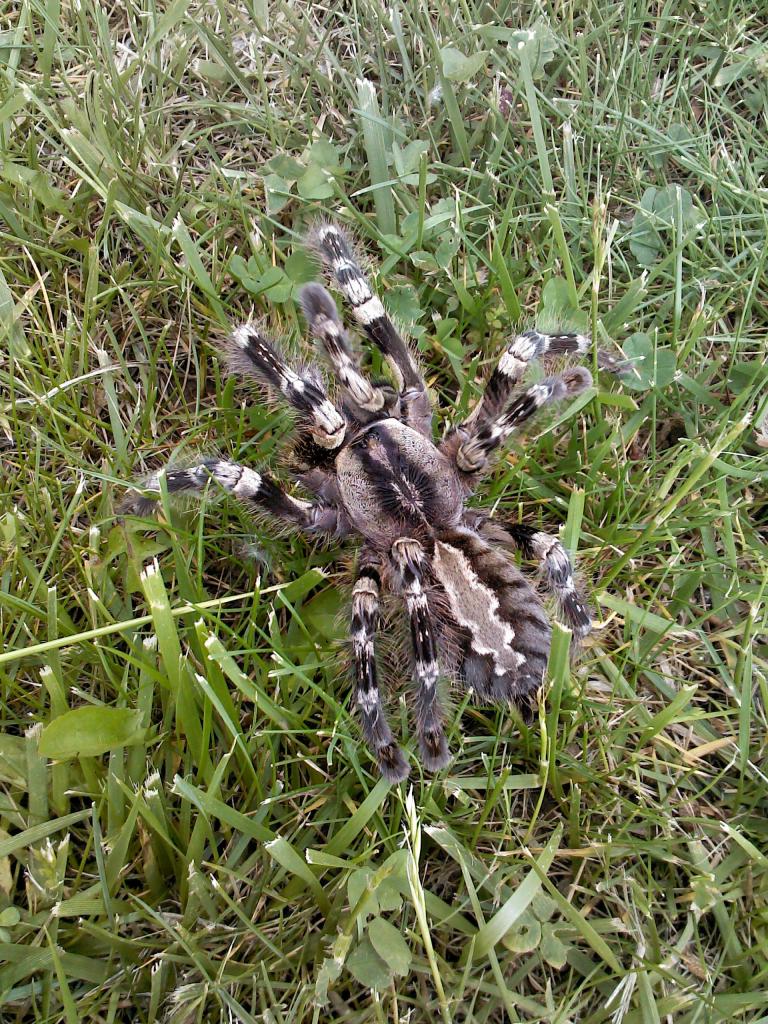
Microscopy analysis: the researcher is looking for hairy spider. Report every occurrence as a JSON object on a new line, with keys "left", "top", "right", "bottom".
{"left": 123, "top": 222, "right": 625, "bottom": 782}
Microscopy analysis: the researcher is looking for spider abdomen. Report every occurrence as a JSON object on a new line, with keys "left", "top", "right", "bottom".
{"left": 432, "top": 529, "right": 551, "bottom": 705}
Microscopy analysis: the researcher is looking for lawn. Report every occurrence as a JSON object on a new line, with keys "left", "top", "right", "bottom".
{"left": 1, "top": 1, "right": 767, "bottom": 1020}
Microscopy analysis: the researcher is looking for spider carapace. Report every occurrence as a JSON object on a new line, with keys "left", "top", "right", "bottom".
{"left": 124, "top": 222, "right": 625, "bottom": 782}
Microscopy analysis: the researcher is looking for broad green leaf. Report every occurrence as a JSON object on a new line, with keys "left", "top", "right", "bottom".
{"left": 410, "top": 249, "right": 438, "bottom": 272}
{"left": 376, "top": 875, "right": 404, "bottom": 914}
{"left": 435, "top": 317, "right": 462, "bottom": 359}
{"left": 39, "top": 708, "right": 145, "bottom": 759}
{"left": 277, "top": 567, "right": 327, "bottom": 605}
{"left": 508, "top": 21, "right": 558, "bottom": 77}
{"left": 392, "top": 139, "right": 429, "bottom": 177}
{"left": 0, "top": 906, "right": 20, "bottom": 927}
{"left": 504, "top": 910, "right": 541, "bottom": 953}
{"left": 0, "top": 264, "right": 28, "bottom": 356}
{"left": 435, "top": 234, "right": 460, "bottom": 269}
{"left": 629, "top": 214, "right": 662, "bottom": 266}
{"left": 314, "top": 950, "right": 343, "bottom": 1005}
{"left": 541, "top": 277, "right": 576, "bottom": 315}
{"left": 376, "top": 849, "right": 408, "bottom": 913}
{"left": 527, "top": 862, "right": 623, "bottom": 973}
{"left": 286, "top": 585, "right": 343, "bottom": 660}
{"left": 265, "top": 153, "right": 306, "bottom": 180}
{"left": 194, "top": 59, "right": 230, "bottom": 83}
{"left": 667, "top": 123, "right": 694, "bottom": 147}
{"left": 300, "top": 586, "right": 343, "bottom": 641}
{"left": 630, "top": 185, "right": 706, "bottom": 265}
{"left": 263, "top": 173, "right": 291, "bottom": 215}
{"left": 228, "top": 253, "right": 258, "bottom": 290}
{"left": 714, "top": 56, "right": 754, "bottom": 87}
{"left": 307, "top": 138, "right": 341, "bottom": 169}
{"left": 296, "top": 162, "right": 334, "bottom": 200}
{"left": 745, "top": 87, "right": 764, "bottom": 115}
{"left": 650, "top": 185, "right": 704, "bottom": 230}
{"left": 540, "top": 924, "right": 570, "bottom": 968}
{"left": 621, "top": 333, "right": 677, "bottom": 391}
{"left": 284, "top": 250, "right": 316, "bottom": 285}
{"left": 348, "top": 867, "right": 379, "bottom": 920}
{"left": 384, "top": 284, "right": 422, "bottom": 326}
{"left": 0, "top": 161, "right": 68, "bottom": 212}
{"left": 0, "top": 733, "right": 27, "bottom": 787}
{"left": 368, "top": 917, "right": 412, "bottom": 977}
{"left": 531, "top": 892, "right": 557, "bottom": 922}
{"left": 236, "top": 264, "right": 292, "bottom": 302}
{"left": 321, "top": 932, "right": 352, "bottom": 996}
{"left": 629, "top": 190, "right": 663, "bottom": 265}
{"left": 345, "top": 850, "right": 408, "bottom": 923}
{"left": 347, "top": 937, "right": 392, "bottom": 990}
{"left": 472, "top": 826, "right": 561, "bottom": 958}
{"left": 539, "top": 277, "right": 588, "bottom": 333}
{"left": 440, "top": 46, "right": 488, "bottom": 82}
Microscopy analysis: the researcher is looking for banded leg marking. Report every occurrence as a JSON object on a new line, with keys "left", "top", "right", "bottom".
{"left": 229, "top": 326, "right": 345, "bottom": 449}
{"left": 390, "top": 538, "right": 450, "bottom": 771}
{"left": 504, "top": 523, "right": 593, "bottom": 640}
{"left": 456, "top": 367, "right": 593, "bottom": 474}
{"left": 352, "top": 563, "right": 409, "bottom": 782}
{"left": 309, "top": 223, "right": 431, "bottom": 434}
{"left": 465, "top": 329, "right": 625, "bottom": 429}
{"left": 299, "top": 282, "right": 385, "bottom": 414}
{"left": 122, "top": 459, "right": 339, "bottom": 534}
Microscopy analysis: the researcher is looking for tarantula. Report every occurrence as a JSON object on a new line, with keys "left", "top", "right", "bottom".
{"left": 124, "top": 222, "right": 625, "bottom": 782}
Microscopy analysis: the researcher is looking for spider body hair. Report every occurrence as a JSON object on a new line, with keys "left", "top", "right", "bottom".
{"left": 122, "top": 220, "right": 627, "bottom": 781}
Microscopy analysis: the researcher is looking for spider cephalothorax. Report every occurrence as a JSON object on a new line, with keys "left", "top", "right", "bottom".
{"left": 124, "top": 222, "right": 625, "bottom": 782}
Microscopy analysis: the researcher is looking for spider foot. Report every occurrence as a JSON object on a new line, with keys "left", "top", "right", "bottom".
{"left": 419, "top": 729, "right": 451, "bottom": 772}
{"left": 377, "top": 743, "right": 410, "bottom": 783}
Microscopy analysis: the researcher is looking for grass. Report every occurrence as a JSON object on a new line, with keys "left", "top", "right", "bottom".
{"left": 1, "top": 0, "right": 767, "bottom": 1020}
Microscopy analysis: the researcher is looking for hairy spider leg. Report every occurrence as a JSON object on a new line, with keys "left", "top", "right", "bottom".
{"left": 390, "top": 538, "right": 450, "bottom": 772}
{"left": 351, "top": 558, "right": 410, "bottom": 782}
{"left": 299, "top": 282, "right": 387, "bottom": 417}
{"left": 122, "top": 459, "right": 340, "bottom": 534}
{"left": 228, "top": 326, "right": 346, "bottom": 449}
{"left": 309, "top": 223, "right": 432, "bottom": 437}
{"left": 474, "top": 517, "right": 593, "bottom": 640}
{"left": 464, "top": 329, "right": 626, "bottom": 429}
{"left": 454, "top": 367, "right": 593, "bottom": 475}
{"left": 505, "top": 524, "right": 593, "bottom": 640}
